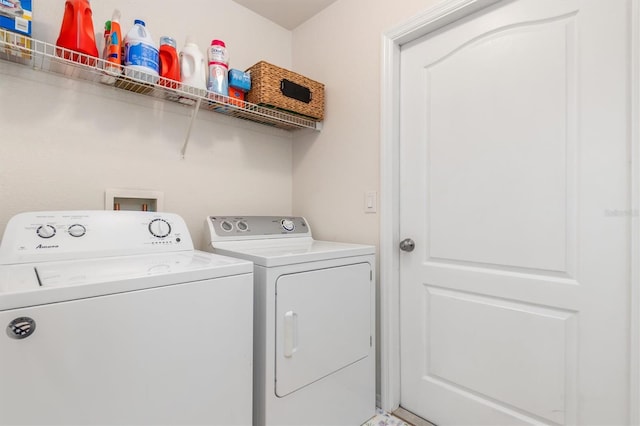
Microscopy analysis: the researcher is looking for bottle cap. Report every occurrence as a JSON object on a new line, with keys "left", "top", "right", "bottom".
{"left": 112, "top": 9, "right": 121, "bottom": 22}
{"left": 160, "top": 36, "right": 177, "bottom": 49}
{"left": 211, "top": 39, "right": 226, "bottom": 47}
{"left": 134, "top": 19, "right": 145, "bottom": 26}
{"left": 104, "top": 20, "right": 111, "bottom": 32}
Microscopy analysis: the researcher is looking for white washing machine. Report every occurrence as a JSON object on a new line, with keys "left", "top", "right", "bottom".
{"left": 204, "top": 215, "right": 376, "bottom": 426}
{"left": 0, "top": 210, "right": 254, "bottom": 426}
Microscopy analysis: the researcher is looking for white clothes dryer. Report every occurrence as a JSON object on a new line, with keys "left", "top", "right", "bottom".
{"left": 204, "top": 215, "right": 376, "bottom": 426}
{"left": 0, "top": 211, "right": 253, "bottom": 426}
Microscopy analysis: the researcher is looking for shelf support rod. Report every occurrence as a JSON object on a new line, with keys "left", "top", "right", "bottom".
{"left": 181, "top": 97, "right": 202, "bottom": 159}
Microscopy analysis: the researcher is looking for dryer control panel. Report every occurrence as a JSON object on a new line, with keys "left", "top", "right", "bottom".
{"left": 206, "top": 216, "right": 311, "bottom": 241}
{"left": 0, "top": 211, "right": 194, "bottom": 265}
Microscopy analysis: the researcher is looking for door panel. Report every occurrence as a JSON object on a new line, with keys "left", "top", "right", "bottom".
{"left": 427, "top": 287, "right": 575, "bottom": 425}
{"left": 399, "top": 0, "right": 630, "bottom": 424}
{"left": 275, "top": 263, "right": 371, "bottom": 397}
{"left": 426, "top": 13, "right": 574, "bottom": 272}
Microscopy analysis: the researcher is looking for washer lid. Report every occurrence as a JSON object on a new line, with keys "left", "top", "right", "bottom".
{"left": 212, "top": 238, "right": 375, "bottom": 267}
{"left": 0, "top": 250, "right": 252, "bottom": 310}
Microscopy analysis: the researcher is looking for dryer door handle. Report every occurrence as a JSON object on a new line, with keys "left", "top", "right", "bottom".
{"left": 283, "top": 311, "right": 298, "bottom": 358}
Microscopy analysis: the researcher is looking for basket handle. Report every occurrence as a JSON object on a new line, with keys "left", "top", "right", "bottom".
{"left": 280, "top": 79, "right": 312, "bottom": 103}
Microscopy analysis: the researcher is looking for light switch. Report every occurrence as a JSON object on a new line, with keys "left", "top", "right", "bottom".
{"left": 364, "top": 191, "right": 377, "bottom": 213}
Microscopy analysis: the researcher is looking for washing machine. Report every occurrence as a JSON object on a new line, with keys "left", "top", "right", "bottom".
{"left": 0, "top": 210, "right": 254, "bottom": 426}
{"left": 203, "top": 215, "right": 376, "bottom": 426}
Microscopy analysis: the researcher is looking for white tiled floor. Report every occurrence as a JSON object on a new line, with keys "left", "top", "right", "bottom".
{"left": 362, "top": 408, "right": 412, "bottom": 426}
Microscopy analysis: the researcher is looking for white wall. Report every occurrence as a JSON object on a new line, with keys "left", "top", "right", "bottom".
{"left": 291, "top": 0, "right": 442, "bottom": 399}
{"left": 0, "top": 0, "right": 294, "bottom": 246}
{"left": 292, "top": 0, "right": 440, "bottom": 242}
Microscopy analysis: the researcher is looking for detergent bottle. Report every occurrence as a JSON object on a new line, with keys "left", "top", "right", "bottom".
{"left": 180, "top": 36, "right": 207, "bottom": 90}
{"left": 55, "top": 0, "right": 99, "bottom": 65}
{"left": 159, "top": 36, "right": 180, "bottom": 89}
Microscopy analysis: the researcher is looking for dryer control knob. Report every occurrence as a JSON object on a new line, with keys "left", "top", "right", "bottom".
{"left": 281, "top": 219, "right": 295, "bottom": 232}
{"left": 36, "top": 225, "right": 56, "bottom": 239}
{"left": 68, "top": 224, "right": 86, "bottom": 238}
{"left": 148, "top": 218, "right": 171, "bottom": 238}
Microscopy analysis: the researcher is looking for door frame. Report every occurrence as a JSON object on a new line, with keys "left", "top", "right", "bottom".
{"left": 378, "top": 0, "right": 640, "bottom": 422}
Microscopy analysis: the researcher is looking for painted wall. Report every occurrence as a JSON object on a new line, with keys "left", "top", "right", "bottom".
{"left": 0, "top": 0, "right": 447, "bottom": 404}
{"left": 292, "top": 0, "right": 440, "bottom": 241}
{"left": 0, "top": 0, "right": 293, "bottom": 245}
{"left": 291, "top": 0, "right": 441, "bottom": 399}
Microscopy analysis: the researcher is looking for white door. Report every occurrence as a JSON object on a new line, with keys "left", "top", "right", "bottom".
{"left": 399, "top": 0, "right": 632, "bottom": 424}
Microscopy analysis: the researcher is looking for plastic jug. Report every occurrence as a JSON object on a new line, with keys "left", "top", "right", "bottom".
{"left": 124, "top": 19, "right": 159, "bottom": 84}
{"left": 180, "top": 37, "right": 207, "bottom": 91}
{"left": 55, "top": 0, "right": 99, "bottom": 65}
{"left": 159, "top": 36, "right": 180, "bottom": 89}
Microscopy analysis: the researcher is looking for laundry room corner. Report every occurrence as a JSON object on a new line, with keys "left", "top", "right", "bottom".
{"left": 290, "top": 0, "right": 443, "bottom": 404}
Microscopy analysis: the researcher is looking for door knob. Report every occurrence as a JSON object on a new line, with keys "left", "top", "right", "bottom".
{"left": 399, "top": 238, "right": 415, "bottom": 252}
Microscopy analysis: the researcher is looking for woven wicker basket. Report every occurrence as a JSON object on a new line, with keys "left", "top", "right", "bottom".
{"left": 246, "top": 61, "right": 325, "bottom": 120}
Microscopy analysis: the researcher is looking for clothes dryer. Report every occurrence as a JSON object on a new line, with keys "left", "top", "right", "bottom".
{"left": 204, "top": 215, "right": 375, "bottom": 426}
{"left": 0, "top": 210, "right": 253, "bottom": 426}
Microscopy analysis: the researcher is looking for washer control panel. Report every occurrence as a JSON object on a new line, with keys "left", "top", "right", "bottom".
{"left": 207, "top": 216, "right": 311, "bottom": 240}
{"left": 0, "top": 211, "right": 194, "bottom": 265}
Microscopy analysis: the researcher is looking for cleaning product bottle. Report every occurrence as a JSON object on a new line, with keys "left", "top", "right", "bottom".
{"left": 207, "top": 39, "right": 229, "bottom": 97}
{"left": 124, "top": 19, "right": 159, "bottom": 84}
{"left": 55, "top": 0, "right": 99, "bottom": 65}
{"left": 99, "top": 20, "right": 115, "bottom": 84}
{"left": 101, "top": 20, "right": 111, "bottom": 66}
{"left": 159, "top": 36, "right": 180, "bottom": 89}
{"left": 180, "top": 36, "right": 206, "bottom": 90}
{"left": 105, "top": 9, "right": 122, "bottom": 75}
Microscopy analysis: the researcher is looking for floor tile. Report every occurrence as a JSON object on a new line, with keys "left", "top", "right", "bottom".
{"left": 362, "top": 408, "right": 413, "bottom": 426}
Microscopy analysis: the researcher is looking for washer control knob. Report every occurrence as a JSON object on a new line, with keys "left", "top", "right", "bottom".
{"left": 220, "top": 220, "right": 234, "bottom": 232}
{"left": 237, "top": 221, "right": 249, "bottom": 232}
{"left": 148, "top": 218, "right": 171, "bottom": 238}
{"left": 281, "top": 219, "right": 295, "bottom": 232}
{"left": 68, "top": 224, "right": 86, "bottom": 238}
{"left": 36, "top": 225, "right": 56, "bottom": 239}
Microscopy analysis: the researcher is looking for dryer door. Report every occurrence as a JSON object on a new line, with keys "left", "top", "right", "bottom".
{"left": 275, "top": 262, "right": 372, "bottom": 397}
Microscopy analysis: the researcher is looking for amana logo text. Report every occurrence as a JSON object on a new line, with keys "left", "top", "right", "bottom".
{"left": 35, "top": 244, "right": 59, "bottom": 249}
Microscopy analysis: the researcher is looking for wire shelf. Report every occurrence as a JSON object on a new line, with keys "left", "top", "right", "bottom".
{"left": 0, "top": 29, "right": 321, "bottom": 132}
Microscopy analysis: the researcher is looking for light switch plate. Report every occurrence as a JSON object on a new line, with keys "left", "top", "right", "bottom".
{"left": 364, "top": 191, "right": 377, "bottom": 213}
